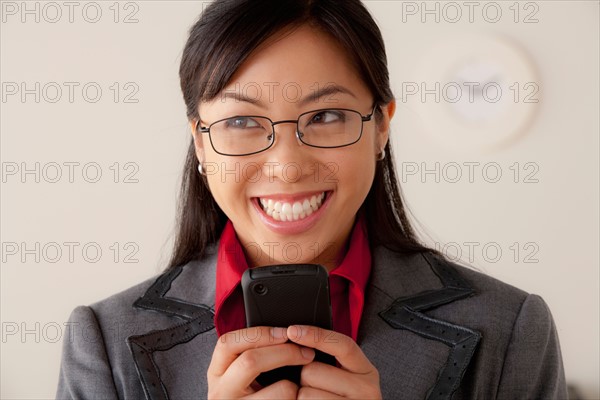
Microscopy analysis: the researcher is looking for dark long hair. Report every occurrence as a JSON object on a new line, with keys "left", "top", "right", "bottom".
{"left": 170, "top": 0, "right": 433, "bottom": 269}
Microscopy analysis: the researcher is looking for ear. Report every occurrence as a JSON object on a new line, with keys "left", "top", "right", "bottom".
{"left": 189, "top": 119, "right": 205, "bottom": 163}
{"left": 376, "top": 99, "right": 395, "bottom": 152}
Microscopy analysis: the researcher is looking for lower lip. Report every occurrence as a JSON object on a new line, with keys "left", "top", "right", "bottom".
{"left": 252, "top": 192, "right": 332, "bottom": 235}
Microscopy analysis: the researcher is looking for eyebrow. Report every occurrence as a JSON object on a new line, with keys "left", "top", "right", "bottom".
{"left": 218, "top": 84, "right": 357, "bottom": 107}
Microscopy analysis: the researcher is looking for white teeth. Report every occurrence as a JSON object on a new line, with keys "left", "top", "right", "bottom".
{"left": 259, "top": 192, "right": 327, "bottom": 222}
{"left": 292, "top": 202, "right": 303, "bottom": 215}
{"left": 281, "top": 202, "right": 292, "bottom": 217}
{"left": 302, "top": 199, "right": 310, "bottom": 212}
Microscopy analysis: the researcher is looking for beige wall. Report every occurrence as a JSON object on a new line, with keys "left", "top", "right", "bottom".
{"left": 1, "top": 1, "right": 598, "bottom": 398}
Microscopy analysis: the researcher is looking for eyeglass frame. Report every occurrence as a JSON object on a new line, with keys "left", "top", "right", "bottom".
{"left": 194, "top": 104, "right": 379, "bottom": 157}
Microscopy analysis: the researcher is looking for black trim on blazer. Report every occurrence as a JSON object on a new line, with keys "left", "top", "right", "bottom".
{"left": 128, "top": 253, "right": 481, "bottom": 400}
{"left": 128, "top": 265, "right": 215, "bottom": 400}
{"left": 380, "top": 253, "right": 482, "bottom": 400}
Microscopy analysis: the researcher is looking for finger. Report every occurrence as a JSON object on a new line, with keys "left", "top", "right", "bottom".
{"left": 297, "top": 385, "right": 344, "bottom": 400}
{"left": 300, "top": 361, "right": 378, "bottom": 397}
{"left": 245, "top": 379, "right": 298, "bottom": 400}
{"left": 208, "top": 326, "right": 288, "bottom": 377}
{"left": 287, "top": 325, "right": 373, "bottom": 374}
{"left": 221, "top": 342, "right": 315, "bottom": 389}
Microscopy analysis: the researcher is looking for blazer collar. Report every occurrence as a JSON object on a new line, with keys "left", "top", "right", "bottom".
{"left": 131, "top": 245, "right": 470, "bottom": 318}
{"left": 371, "top": 246, "right": 477, "bottom": 310}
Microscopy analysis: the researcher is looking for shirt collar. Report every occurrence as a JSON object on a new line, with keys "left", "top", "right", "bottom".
{"left": 214, "top": 213, "right": 371, "bottom": 337}
{"left": 214, "top": 221, "right": 249, "bottom": 316}
{"left": 328, "top": 213, "right": 371, "bottom": 294}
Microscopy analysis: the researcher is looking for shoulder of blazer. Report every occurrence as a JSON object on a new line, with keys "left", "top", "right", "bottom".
{"left": 83, "top": 247, "right": 220, "bottom": 400}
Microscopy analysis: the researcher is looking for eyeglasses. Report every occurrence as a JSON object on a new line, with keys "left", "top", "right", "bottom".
{"left": 195, "top": 105, "right": 377, "bottom": 156}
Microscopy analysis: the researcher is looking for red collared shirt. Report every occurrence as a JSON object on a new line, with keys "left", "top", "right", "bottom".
{"left": 213, "top": 215, "right": 371, "bottom": 342}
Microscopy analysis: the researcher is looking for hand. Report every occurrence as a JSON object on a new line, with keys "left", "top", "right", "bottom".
{"left": 287, "top": 325, "right": 382, "bottom": 399}
{"left": 207, "top": 326, "right": 316, "bottom": 399}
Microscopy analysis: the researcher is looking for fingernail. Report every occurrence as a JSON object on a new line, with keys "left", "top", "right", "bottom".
{"left": 270, "top": 327, "right": 287, "bottom": 339}
{"left": 288, "top": 325, "right": 304, "bottom": 340}
{"left": 301, "top": 347, "right": 315, "bottom": 359}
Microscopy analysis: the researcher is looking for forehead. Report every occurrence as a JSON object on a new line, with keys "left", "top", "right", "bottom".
{"left": 218, "top": 24, "right": 372, "bottom": 104}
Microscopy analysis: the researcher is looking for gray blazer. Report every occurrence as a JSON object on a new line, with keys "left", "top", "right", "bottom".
{"left": 56, "top": 246, "right": 567, "bottom": 399}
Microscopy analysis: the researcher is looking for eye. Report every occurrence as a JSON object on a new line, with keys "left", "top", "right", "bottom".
{"left": 309, "top": 110, "right": 345, "bottom": 124}
{"left": 224, "top": 116, "right": 261, "bottom": 129}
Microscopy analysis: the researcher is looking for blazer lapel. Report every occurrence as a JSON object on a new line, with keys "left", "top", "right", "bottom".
{"left": 127, "top": 249, "right": 220, "bottom": 400}
{"left": 361, "top": 247, "right": 481, "bottom": 400}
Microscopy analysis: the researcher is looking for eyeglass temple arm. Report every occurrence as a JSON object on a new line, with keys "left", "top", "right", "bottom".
{"left": 194, "top": 120, "right": 210, "bottom": 133}
{"left": 362, "top": 103, "right": 379, "bottom": 121}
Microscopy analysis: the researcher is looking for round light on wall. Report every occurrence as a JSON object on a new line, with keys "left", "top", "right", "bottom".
{"left": 408, "top": 33, "right": 540, "bottom": 152}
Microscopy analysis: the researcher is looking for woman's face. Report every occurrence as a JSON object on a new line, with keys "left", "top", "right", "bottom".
{"left": 192, "top": 24, "right": 394, "bottom": 270}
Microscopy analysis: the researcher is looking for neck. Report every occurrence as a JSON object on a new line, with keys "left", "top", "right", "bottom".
{"left": 242, "top": 216, "right": 358, "bottom": 273}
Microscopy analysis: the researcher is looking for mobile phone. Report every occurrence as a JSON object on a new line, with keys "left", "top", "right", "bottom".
{"left": 241, "top": 264, "right": 335, "bottom": 386}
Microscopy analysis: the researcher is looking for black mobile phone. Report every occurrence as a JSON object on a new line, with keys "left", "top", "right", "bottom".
{"left": 241, "top": 264, "right": 335, "bottom": 387}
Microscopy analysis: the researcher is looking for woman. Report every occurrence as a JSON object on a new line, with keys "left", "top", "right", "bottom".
{"left": 56, "top": 0, "right": 568, "bottom": 399}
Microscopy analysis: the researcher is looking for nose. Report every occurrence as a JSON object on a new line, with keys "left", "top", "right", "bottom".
{"left": 260, "top": 120, "right": 312, "bottom": 183}
{"left": 270, "top": 120, "right": 304, "bottom": 148}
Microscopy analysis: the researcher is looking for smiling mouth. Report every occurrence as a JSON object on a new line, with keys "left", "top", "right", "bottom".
{"left": 258, "top": 192, "right": 328, "bottom": 221}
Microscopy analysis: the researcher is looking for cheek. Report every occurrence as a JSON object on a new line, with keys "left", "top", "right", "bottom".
{"left": 205, "top": 161, "right": 248, "bottom": 214}
{"left": 192, "top": 134, "right": 205, "bottom": 159}
{"left": 334, "top": 151, "right": 376, "bottom": 201}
